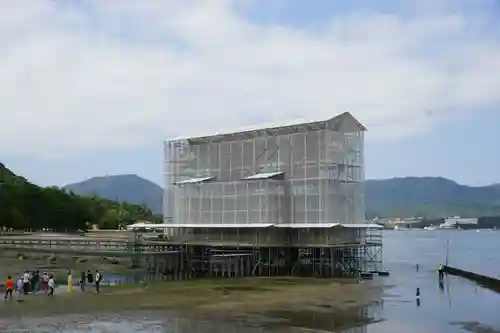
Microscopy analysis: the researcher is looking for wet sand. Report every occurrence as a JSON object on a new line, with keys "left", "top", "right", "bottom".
{"left": 0, "top": 277, "right": 383, "bottom": 332}
{"left": 0, "top": 277, "right": 382, "bottom": 314}
{"left": 2, "top": 230, "right": 500, "bottom": 332}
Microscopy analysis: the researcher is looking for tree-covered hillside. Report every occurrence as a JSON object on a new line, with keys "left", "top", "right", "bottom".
{"left": 0, "top": 163, "right": 160, "bottom": 231}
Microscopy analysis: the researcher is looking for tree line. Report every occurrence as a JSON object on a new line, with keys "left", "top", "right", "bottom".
{"left": 0, "top": 164, "right": 161, "bottom": 231}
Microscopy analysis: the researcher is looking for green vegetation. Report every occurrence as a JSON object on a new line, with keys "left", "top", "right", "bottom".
{"left": 0, "top": 163, "right": 161, "bottom": 231}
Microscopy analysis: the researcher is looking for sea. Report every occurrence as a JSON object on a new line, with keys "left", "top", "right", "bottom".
{"left": 1, "top": 229, "right": 500, "bottom": 333}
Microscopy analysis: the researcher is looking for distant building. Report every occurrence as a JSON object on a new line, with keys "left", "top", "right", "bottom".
{"left": 125, "top": 220, "right": 154, "bottom": 230}
{"left": 440, "top": 216, "right": 478, "bottom": 228}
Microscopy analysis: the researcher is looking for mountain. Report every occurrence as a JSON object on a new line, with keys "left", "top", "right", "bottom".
{"left": 365, "top": 177, "right": 500, "bottom": 218}
{"left": 63, "top": 174, "right": 163, "bottom": 214}
{"left": 0, "top": 162, "right": 27, "bottom": 184}
{"left": 63, "top": 174, "right": 500, "bottom": 219}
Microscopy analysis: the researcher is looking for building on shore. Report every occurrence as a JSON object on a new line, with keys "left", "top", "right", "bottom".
{"left": 439, "top": 216, "right": 479, "bottom": 229}
{"left": 131, "top": 112, "right": 382, "bottom": 278}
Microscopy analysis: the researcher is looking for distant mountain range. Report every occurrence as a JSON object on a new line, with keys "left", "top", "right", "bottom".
{"left": 63, "top": 175, "right": 500, "bottom": 219}
{"left": 63, "top": 175, "right": 163, "bottom": 214}
{"left": 365, "top": 177, "right": 500, "bottom": 218}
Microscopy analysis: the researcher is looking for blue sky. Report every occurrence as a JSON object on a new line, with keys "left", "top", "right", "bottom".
{"left": 1, "top": 0, "right": 499, "bottom": 187}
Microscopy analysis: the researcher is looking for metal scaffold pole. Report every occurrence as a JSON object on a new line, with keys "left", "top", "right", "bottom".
{"left": 128, "top": 229, "right": 142, "bottom": 268}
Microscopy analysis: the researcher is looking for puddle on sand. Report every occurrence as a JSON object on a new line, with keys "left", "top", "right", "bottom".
{"left": 259, "top": 305, "right": 382, "bottom": 332}
{"left": 450, "top": 321, "right": 500, "bottom": 333}
{"left": 0, "top": 312, "right": 266, "bottom": 333}
{"left": 0, "top": 307, "right": 384, "bottom": 333}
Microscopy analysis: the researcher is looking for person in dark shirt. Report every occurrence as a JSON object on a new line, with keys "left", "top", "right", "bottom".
{"left": 438, "top": 264, "right": 444, "bottom": 280}
{"left": 32, "top": 270, "right": 40, "bottom": 294}
{"left": 80, "top": 271, "right": 86, "bottom": 292}
{"left": 87, "top": 270, "right": 93, "bottom": 284}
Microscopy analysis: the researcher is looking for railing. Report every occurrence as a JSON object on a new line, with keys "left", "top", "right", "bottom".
{"left": 0, "top": 232, "right": 382, "bottom": 252}
{"left": 148, "top": 233, "right": 382, "bottom": 247}
{"left": 0, "top": 238, "right": 176, "bottom": 255}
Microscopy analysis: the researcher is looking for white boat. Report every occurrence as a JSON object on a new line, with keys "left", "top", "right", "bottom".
{"left": 394, "top": 225, "right": 409, "bottom": 231}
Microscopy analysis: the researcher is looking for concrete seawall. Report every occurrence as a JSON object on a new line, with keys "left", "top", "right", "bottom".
{"left": 443, "top": 265, "right": 500, "bottom": 293}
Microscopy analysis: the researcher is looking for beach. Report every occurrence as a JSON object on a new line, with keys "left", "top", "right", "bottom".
{"left": 1, "top": 230, "right": 500, "bottom": 332}
{"left": 0, "top": 277, "right": 383, "bottom": 332}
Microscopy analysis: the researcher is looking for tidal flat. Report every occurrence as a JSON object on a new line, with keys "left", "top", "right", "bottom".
{"left": 0, "top": 277, "right": 384, "bottom": 332}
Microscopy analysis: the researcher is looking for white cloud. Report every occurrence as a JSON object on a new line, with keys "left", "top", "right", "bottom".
{"left": 1, "top": 0, "right": 499, "bottom": 157}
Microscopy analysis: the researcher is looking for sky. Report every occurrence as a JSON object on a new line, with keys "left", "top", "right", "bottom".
{"left": 1, "top": 0, "right": 500, "bottom": 187}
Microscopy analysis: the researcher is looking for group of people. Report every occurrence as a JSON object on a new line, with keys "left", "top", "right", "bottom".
{"left": 78, "top": 270, "right": 103, "bottom": 293}
{"left": 4, "top": 270, "right": 55, "bottom": 301}
{"left": 4, "top": 269, "right": 103, "bottom": 302}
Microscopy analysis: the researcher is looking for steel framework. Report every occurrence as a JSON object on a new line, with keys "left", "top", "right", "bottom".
{"left": 151, "top": 112, "right": 381, "bottom": 278}
{"left": 130, "top": 226, "right": 382, "bottom": 279}
{"left": 164, "top": 111, "right": 365, "bottom": 226}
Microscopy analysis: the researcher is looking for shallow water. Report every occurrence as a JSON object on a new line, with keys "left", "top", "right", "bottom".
{"left": 1, "top": 230, "right": 500, "bottom": 332}
{"left": 368, "top": 230, "right": 500, "bottom": 332}
{"left": 383, "top": 229, "right": 500, "bottom": 277}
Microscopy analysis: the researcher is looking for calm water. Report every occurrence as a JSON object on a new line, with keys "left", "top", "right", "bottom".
{"left": 368, "top": 229, "right": 500, "bottom": 332}
{"left": 383, "top": 229, "right": 500, "bottom": 277}
{"left": 2, "top": 230, "right": 500, "bottom": 332}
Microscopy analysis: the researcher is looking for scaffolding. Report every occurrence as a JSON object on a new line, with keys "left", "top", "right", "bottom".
{"left": 154, "top": 112, "right": 381, "bottom": 278}
{"left": 132, "top": 225, "right": 382, "bottom": 278}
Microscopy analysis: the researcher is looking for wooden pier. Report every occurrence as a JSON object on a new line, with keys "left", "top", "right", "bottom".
{"left": 443, "top": 265, "right": 500, "bottom": 293}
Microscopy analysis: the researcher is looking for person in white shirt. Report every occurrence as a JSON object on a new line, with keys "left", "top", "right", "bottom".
{"left": 47, "top": 276, "right": 55, "bottom": 297}
{"left": 22, "top": 271, "right": 30, "bottom": 295}
{"left": 95, "top": 270, "right": 102, "bottom": 293}
{"left": 16, "top": 277, "right": 23, "bottom": 300}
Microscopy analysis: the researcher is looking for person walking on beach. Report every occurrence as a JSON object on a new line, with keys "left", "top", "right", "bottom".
{"left": 438, "top": 264, "right": 444, "bottom": 280}
{"left": 47, "top": 276, "right": 55, "bottom": 297}
{"left": 22, "top": 271, "right": 30, "bottom": 295}
{"left": 16, "top": 277, "right": 23, "bottom": 300}
{"left": 67, "top": 270, "right": 72, "bottom": 293}
{"left": 30, "top": 271, "right": 35, "bottom": 293}
{"left": 79, "top": 271, "right": 86, "bottom": 292}
{"left": 32, "top": 270, "right": 40, "bottom": 295}
{"left": 4, "top": 276, "right": 14, "bottom": 302}
{"left": 41, "top": 272, "right": 49, "bottom": 293}
{"left": 95, "top": 270, "right": 102, "bottom": 293}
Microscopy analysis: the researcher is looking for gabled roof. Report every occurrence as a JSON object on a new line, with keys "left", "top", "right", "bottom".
{"left": 167, "top": 111, "right": 366, "bottom": 145}
{"left": 328, "top": 112, "right": 367, "bottom": 132}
